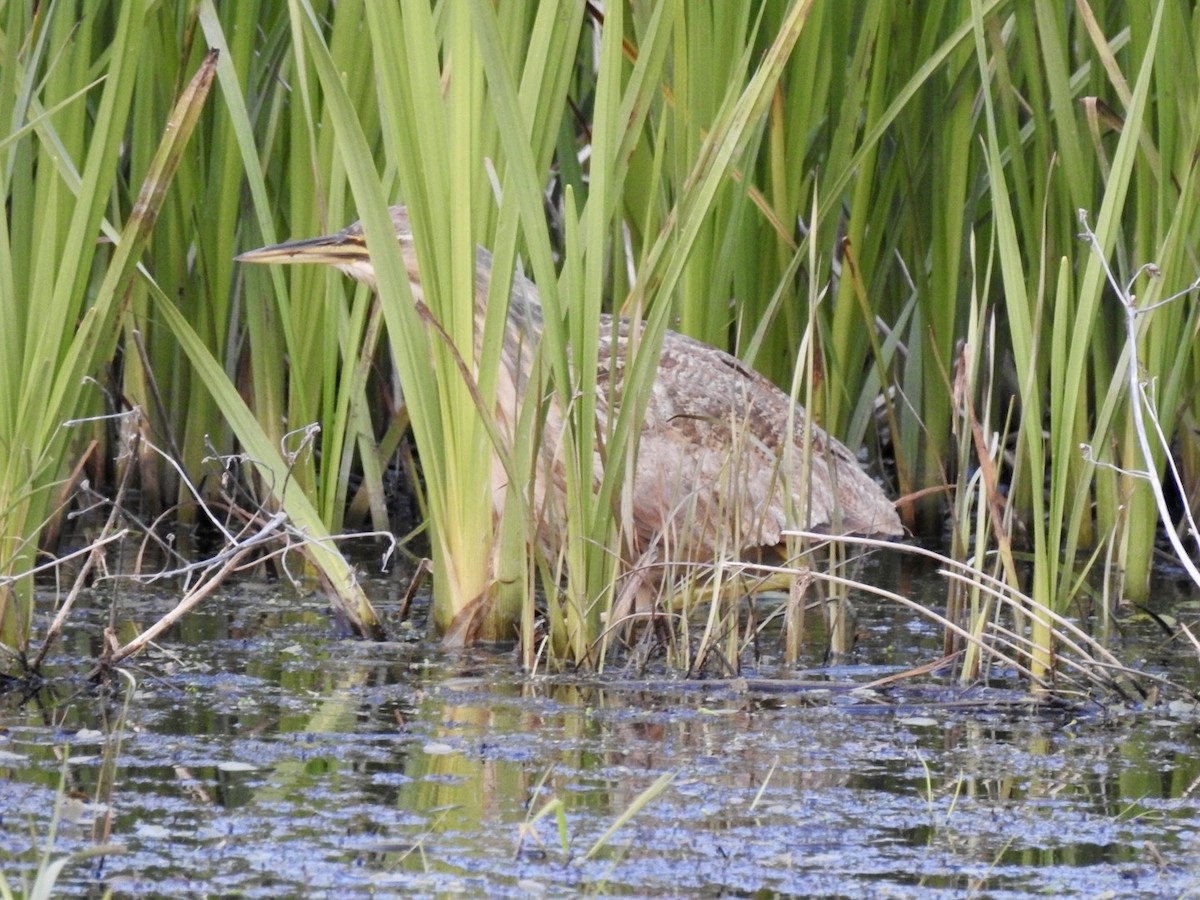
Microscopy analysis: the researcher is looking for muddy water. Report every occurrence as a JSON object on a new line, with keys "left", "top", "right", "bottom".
{"left": 3, "top": 558, "right": 1200, "bottom": 897}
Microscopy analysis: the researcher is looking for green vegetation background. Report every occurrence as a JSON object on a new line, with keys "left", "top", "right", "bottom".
{"left": 1, "top": 2, "right": 1195, "bottom": 675}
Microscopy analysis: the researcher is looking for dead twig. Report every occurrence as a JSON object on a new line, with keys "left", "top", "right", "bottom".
{"left": 90, "top": 512, "right": 288, "bottom": 677}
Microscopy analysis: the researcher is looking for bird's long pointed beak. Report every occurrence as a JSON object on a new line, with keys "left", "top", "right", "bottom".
{"left": 235, "top": 232, "right": 367, "bottom": 266}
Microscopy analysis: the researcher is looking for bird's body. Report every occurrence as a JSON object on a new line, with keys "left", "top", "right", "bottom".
{"left": 238, "top": 206, "right": 902, "bottom": 576}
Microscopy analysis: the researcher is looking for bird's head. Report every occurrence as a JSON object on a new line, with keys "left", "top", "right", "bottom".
{"left": 236, "top": 205, "right": 414, "bottom": 292}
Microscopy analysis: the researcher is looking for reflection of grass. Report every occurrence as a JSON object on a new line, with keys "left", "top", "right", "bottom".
{"left": 517, "top": 767, "right": 570, "bottom": 858}
{"left": 516, "top": 765, "right": 677, "bottom": 866}
{"left": 0, "top": 758, "right": 124, "bottom": 900}
{"left": 1, "top": 674, "right": 134, "bottom": 897}
{"left": 918, "top": 751, "right": 964, "bottom": 831}
{"left": 915, "top": 752, "right": 1009, "bottom": 899}
{"left": 582, "top": 770, "right": 677, "bottom": 862}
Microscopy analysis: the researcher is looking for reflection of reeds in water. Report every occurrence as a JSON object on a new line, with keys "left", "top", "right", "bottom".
{"left": 397, "top": 683, "right": 858, "bottom": 870}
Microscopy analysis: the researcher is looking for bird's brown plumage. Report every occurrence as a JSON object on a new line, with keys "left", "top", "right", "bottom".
{"left": 238, "top": 205, "right": 903, "bottom": 572}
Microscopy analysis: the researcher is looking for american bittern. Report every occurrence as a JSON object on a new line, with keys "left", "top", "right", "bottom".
{"left": 238, "top": 206, "right": 902, "bottom": 589}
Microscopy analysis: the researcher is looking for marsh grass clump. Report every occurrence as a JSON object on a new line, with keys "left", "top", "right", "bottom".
{"left": 3, "top": 3, "right": 1200, "bottom": 699}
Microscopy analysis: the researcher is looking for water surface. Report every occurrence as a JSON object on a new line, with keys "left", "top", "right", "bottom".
{"left": 3, "top": 557, "right": 1199, "bottom": 897}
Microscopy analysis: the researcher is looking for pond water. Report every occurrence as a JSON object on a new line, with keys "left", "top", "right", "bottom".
{"left": 3, "top": 553, "right": 1200, "bottom": 897}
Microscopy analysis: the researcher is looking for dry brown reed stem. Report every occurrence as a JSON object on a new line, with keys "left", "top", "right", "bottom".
{"left": 20, "top": 421, "right": 400, "bottom": 678}
{"left": 780, "top": 530, "right": 1167, "bottom": 697}
{"left": 1178, "top": 622, "right": 1200, "bottom": 659}
{"left": 94, "top": 512, "right": 288, "bottom": 672}
{"left": 127, "top": 426, "right": 400, "bottom": 579}
{"left": 0, "top": 534, "right": 129, "bottom": 603}
{"left": 30, "top": 430, "right": 139, "bottom": 672}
